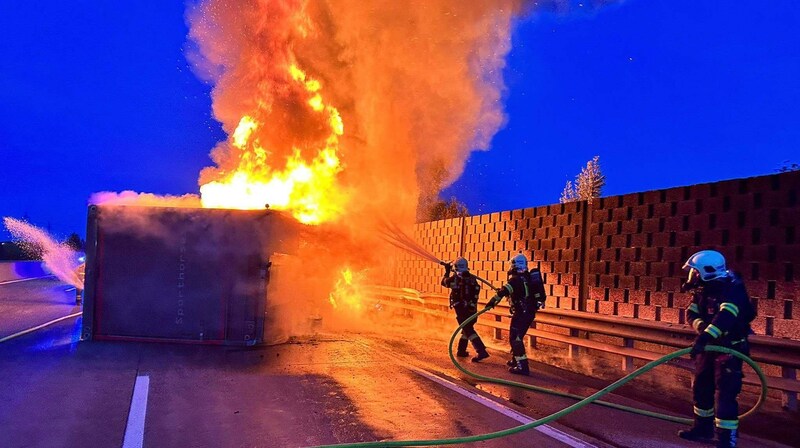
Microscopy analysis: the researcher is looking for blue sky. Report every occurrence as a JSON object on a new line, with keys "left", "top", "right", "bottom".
{"left": 1, "top": 1, "right": 798, "bottom": 239}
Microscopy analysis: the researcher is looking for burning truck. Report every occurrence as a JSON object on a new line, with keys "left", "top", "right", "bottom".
{"left": 80, "top": 205, "right": 305, "bottom": 345}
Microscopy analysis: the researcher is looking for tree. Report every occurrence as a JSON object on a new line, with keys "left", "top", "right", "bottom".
{"left": 0, "top": 241, "right": 36, "bottom": 261}
{"left": 427, "top": 196, "right": 469, "bottom": 221}
{"left": 777, "top": 160, "right": 799, "bottom": 172}
{"left": 560, "top": 155, "right": 605, "bottom": 204}
{"left": 65, "top": 233, "right": 85, "bottom": 252}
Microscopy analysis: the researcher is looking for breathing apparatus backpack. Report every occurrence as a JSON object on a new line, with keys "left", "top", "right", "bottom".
{"left": 526, "top": 268, "right": 547, "bottom": 309}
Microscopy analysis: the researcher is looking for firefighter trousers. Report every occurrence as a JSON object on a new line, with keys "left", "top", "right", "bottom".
{"left": 692, "top": 340, "right": 749, "bottom": 428}
{"left": 454, "top": 304, "right": 486, "bottom": 353}
{"left": 509, "top": 310, "right": 536, "bottom": 359}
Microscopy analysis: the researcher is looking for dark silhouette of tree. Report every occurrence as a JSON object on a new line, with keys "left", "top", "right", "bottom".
{"left": 0, "top": 241, "right": 36, "bottom": 261}
{"left": 777, "top": 160, "right": 799, "bottom": 172}
{"left": 65, "top": 233, "right": 85, "bottom": 252}
{"left": 427, "top": 196, "right": 469, "bottom": 221}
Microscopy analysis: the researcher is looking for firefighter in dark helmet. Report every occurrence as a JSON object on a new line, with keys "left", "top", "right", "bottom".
{"left": 678, "top": 250, "right": 756, "bottom": 448}
{"left": 486, "top": 253, "right": 546, "bottom": 376}
{"left": 442, "top": 257, "right": 490, "bottom": 362}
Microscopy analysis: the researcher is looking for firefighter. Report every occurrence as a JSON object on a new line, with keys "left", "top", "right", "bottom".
{"left": 678, "top": 250, "right": 756, "bottom": 448}
{"left": 442, "top": 257, "right": 489, "bottom": 362}
{"left": 486, "top": 253, "right": 546, "bottom": 375}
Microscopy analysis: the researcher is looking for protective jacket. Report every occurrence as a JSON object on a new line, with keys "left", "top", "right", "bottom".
{"left": 686, "top": 272, "right": 755, "bottom": 346}
{"left": 441, "top": 272, "right": 480, "bottom": 309}
{"left": 496, "top": 269, "right": 546, "bottom": 314}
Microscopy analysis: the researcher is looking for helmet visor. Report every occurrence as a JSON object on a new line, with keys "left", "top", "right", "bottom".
{"left": 686, "top": 268, "right": 701, "bottom": 287}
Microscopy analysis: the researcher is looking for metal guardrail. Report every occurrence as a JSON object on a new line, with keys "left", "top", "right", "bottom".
{"left": 367, "top": 287, "right": 800, "bottom": 411}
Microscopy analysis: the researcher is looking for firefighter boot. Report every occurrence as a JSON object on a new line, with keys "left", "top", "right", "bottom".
{"left": 509, "top": 358, "right": 530, "bottom": 376}
{"left": 456, "top": 338, "right": 470, "bottom": 357}
{"left": 471, "top": 350, "right": 489, "bottom": 363}
{"left": 471, "top": 338, "right": 489, "bottom": 363}
{"left": 506, "top": 358, "right": 517, "bottom": 367}
{"left": 677, "top": 416, "right": 714, "bottom": 443}
{"left": 716, "top": 428, "right": 737, "bottom": 448}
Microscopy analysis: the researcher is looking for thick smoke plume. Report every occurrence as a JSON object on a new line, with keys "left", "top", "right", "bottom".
{"left": 183, "top": 0, "right": 533, "bottom": 336}
{"left": 186, "top": 0, "right": 523, "bottom": 221}
{"left": 89, "top": 191, "right": 201, "bottom": 208}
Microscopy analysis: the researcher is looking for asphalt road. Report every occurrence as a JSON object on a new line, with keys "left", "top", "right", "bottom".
{"left": 0, "top": 278, "right": 796, "bottom": 448}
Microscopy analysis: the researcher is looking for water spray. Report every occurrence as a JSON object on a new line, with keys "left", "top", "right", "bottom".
{"left": 377, "top": 222, "right": 495, "bottom": 289}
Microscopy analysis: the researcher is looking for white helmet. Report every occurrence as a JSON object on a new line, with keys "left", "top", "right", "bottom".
{"left": 454, "top": 257, "right": 469, "bottom": 274}
{"left": 683, "top": 250, "right": 729, "bottom": 282}
{"left": 510, "top": 253, "right": 528, "bottom": 273}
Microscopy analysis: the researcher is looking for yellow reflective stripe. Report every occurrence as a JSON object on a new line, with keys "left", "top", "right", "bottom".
{"left": 515, "top": 355, "right": 528, "bottom": 361}
{"left": 504, "top": 284, "right": 514, "bottom": 294}
{"left": 720, "top": 302, "right": 739, "bottom": 317}
{"left": 468, "top": 334, "right": 479, "bottom": 341}
{"left": 460, "top": 334, "right": 469, "bottom": 340}
{"left": 705, "top": 324, "right": 722, "bottom": 338}
{"left": 523, "top": 282, "right": 529, "bottom": 298}
{"left": 694, "top": 406, "right": 715, "bottom": 417}
{"left": 692, "top": 319, "right": 704, "bottom": 332}
{"left": 714, "top": 418, "right": 738, "bottom": 430}
{"left": 688, "top": 303, "right": 700, "bottom": 314}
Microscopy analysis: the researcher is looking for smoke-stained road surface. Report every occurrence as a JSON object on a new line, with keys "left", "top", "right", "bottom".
{"left": 0, "top": 279, "right": 795, "bottom": 448}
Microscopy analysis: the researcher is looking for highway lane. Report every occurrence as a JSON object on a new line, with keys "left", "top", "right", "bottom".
{"left": 0, "top": 277, "right": 79, "bottom": 339}
{"left": 0, "top": 279, "right": 796, "bottom": 448}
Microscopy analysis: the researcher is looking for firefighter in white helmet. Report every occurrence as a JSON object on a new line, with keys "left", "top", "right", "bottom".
{"left": 442, "top": 257, "right": 489, "bottom": 362}
{"left": 678, "top": 250, "right": 756, "bottom": 448}
{"left": 486, "top": 252, "right": 547, "bottom": 375}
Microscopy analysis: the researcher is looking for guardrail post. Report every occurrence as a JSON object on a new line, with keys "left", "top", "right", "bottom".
{"left": 568, "top": 328, "right": 580, "bottom": 358}
{"left": 622, "top": 338, "right": 634, "bottom": 372}
{"left": 783, "top": 367, "right": 798, "bottom": 412}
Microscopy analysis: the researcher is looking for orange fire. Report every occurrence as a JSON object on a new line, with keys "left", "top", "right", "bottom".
{"left": 328, "top": 268, "right": 366, "bottom": 312}
{"left": 186, "top": 0, "right": 524, "bottom": 325}
{"left": 199, "top": 64, "right": 346, "bottom": 225}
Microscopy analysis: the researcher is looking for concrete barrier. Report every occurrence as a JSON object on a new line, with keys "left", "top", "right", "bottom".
{"left": 0, "top": 261, "right": 49, "bottom": 283}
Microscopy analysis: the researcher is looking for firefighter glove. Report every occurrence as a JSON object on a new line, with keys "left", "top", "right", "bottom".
{"left": 690, "top": 332, "right": 712, "bottom": 359}
{"left": 442, "top": 262, "right": 452, "bottom": 276}
{"left": 485, "top": 295, "right": 501, "bottom": 310}
{"left": 536, "top": 300, "right": 545, "bottom": 310}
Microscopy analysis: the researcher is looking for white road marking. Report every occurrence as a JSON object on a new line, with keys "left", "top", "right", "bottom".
{"left": 0, "top": 312, "right": 82, "bottom": 343}
{"left": 412, "top": 368, "right": 597, "bottom": 448}
{"left": 349, "top": 336, "right": 598, "bottom": 447}
{"left": 0, "top": 275, "right": 55, "bottom": 286}
{"left": 122, "top": 375, "right": 150, "bottom": 448}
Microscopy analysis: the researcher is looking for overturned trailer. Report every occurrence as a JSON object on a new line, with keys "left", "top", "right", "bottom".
{"left": 81, "top": 205, "right": 298, "bottom": 346}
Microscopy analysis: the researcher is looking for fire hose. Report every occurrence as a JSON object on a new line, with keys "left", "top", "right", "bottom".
{"left": 327, "top": 223, "right": 769, "bottom": 447}
{"left": 311, "top": 307, "right": 768, "bottom": 448}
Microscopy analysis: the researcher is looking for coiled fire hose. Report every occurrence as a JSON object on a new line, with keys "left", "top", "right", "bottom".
{"left": 311, "top": 306, "right": 768, "bottom": 448}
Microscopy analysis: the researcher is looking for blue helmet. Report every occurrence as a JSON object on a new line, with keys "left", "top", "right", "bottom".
{"left": 683, "top": 250, "right": 729, "bottom": 282}
{"left": 510, "top": 253, "right": 528, "bottom": 272}
{"left": 454, "top": 257, "right": 469, "bottom": 274}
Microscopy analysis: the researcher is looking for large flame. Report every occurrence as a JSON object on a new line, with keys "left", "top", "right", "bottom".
{"left": 185, "top": 0, "right": 528, "bottom": 327}
{"left": 199, "top": 64, "right": 346, "bottom": 225}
